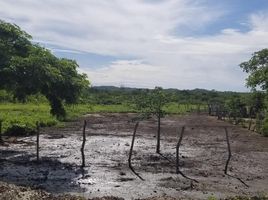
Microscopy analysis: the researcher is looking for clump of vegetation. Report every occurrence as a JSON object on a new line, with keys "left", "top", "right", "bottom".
{"left": 225, "top": 195, "right": 268, "bottom": 200}
{"left": 4, "top": 124, "right": 36, "bottom": 137}
{"left": 207, "top": 196, "right": 217, "bottom": 200}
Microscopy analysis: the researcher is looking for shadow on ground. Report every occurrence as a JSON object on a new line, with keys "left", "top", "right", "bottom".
{"left": 0, "top": 148, "right": 85, "bottom": 194}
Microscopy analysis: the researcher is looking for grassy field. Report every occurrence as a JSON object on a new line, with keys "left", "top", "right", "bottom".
{"left": 0, "top": 103, "right": 204, "bottom": 135}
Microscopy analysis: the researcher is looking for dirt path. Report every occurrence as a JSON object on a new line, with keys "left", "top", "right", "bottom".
{"left": 0, "top": 113, "right": 267, "bottom": 199}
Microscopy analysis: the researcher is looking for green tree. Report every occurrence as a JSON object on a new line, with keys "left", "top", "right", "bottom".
{"left": 240, "top": 49, "right": 268, "bottom": 91}
{"left": 134, "top": 87, "right": 167, "bottom": 153}
{"left": 0, "top": 20, "right": 89, "bottom": 118}
{"left": 240, "top": 49, "right": 268, "bottom": 135}
{"left": 0, "top": 20, "right": 32, "bottom": 88}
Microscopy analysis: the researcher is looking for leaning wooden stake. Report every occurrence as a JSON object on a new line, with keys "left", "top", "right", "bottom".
{"left": 176, "top": 126, "right": 185, "bottom": 174}
{"left": 128, "top": 122, "right": 144, "bottom": 180}
{"left": 81, "top": 120, "right": 87, "bottom": 168}
{"left": 224, "top": 127, "right": 232, "bottom": 174}
{"left": 36, "top": 121, "right": 40, "bottom": 162}
{"left": 128, "top": 122, "right": 139, "bottom": 168}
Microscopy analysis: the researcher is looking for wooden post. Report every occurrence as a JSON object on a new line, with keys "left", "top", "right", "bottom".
{"left": 224, "top": 127, "right": 232, "bottom": 174}
{"left": 36, "top": 121, "right": 40, "bottom": 162}
{"left": 81, "top": 120, "right": 87, "bottom": 168}
{"left": 128, "top": 122, "right": 139, "bottom": 168}
{"left": 156, "top": 113, "right": 161, "bottom": 154}
{"left": 176, "top": 126, "right": 185, "bottom": 174}
{"left": 0, "top": 120, "right": 2, "bottom": 143}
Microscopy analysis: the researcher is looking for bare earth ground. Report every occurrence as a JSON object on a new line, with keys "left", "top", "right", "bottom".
{"left": 0, "top": 113, "right": 267, "bottom": 200}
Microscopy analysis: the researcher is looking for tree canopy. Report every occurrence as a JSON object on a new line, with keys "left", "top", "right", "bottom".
{"left": 0, "top": 20, "right": 90, "bottom": 118}
{"left": 240, "top": 49, "right": 268, "bottom": 92}
{"left": 240, "top": 48, "right": 268, "bottom": 136}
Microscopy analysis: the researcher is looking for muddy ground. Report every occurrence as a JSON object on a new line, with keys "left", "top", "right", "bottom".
{"left": 0, "top": 113, "right": 267, "bottom": 199}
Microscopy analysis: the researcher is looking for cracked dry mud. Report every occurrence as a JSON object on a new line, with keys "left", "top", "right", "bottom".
{"left": 0, "top": 113, "right": 267, "bottom": 199}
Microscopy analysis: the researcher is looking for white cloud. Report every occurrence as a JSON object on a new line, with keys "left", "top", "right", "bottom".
{"left": 0, "top": 1, "right": 268, "bottom": 91}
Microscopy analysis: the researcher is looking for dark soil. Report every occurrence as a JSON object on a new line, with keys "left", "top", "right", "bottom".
{"left": 0, "top": 113, "right": 267, "bottom": 200}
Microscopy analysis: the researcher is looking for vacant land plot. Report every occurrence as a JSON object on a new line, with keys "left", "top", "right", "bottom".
{"left": 0, "top": 113, "right": 267, "bottom": 199}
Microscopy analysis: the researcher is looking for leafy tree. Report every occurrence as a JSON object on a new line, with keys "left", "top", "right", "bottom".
{"left": 0, "top": 20, "right": 32, "bottom": 88}
{"left": 0, "top": 20, "right": 89, "bottom": 118}
{"left": 240, "top": 49, "right": 268, "bottom": 91}
{"left": 240, "top": 49, "right": 268, "bottom": 135}
{"left": 134, "top": 87, "right": 167, "bottom": 153}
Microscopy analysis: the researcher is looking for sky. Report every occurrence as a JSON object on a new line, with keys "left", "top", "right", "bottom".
{"left": 1, "top": 0, "right": 268, "bottom": 91}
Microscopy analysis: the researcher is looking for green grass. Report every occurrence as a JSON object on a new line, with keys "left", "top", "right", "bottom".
{"left": 65, "top": 104, "right": 135, "bottom": 119}
{"left": 164, "top": 103, "right": 207, "bottom": 114}
{"left": 0, "top": 103, "right": 135, "bottom": 134}
{"left": 0, "top": 103, "right": 57, "bottom": 134}
{"left": 0, "top": 102, "right": 205, "bottom": 135}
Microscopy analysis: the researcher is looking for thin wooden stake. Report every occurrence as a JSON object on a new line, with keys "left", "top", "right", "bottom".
{"left": 81, "top": 120, "right": 87, "bottom": 168}
{"left": 36, "top": 121, "right": 40, "bottom": 163}
{"left": 176, "top": 126, "right": 185, "bottom": 174}
{"left": 128, "top": 122, "right": 139, "bottom": 168}
{"left": 175, "top": 126, "right": 198, "bottom": 183}
{"left": 156, "top": 113, "right": 161, "bottom": 154}
{"left": 0, "top": 120, "right": 3, "bottom": 143}
{"left": 128, "top": 122, "right": 144, "bottom": 180}
{"left": 224, "top": 127, "right": 232, "bottom": 174}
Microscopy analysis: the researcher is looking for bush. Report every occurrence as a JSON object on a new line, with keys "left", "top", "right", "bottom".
{"left": 4, "top": 124, "right": 36, "bottom": 137}
{"left": 207, "top": 196, "right": 217, "bottom": 200}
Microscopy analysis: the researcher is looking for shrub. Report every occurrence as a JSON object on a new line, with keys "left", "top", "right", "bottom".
{"left": 4, "top": 124, "right": 36, "bottom": 137}
{"left": 207, "top": 196, "right": 217, "bottom": 200}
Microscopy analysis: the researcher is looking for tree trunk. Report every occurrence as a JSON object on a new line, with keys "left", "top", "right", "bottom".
{"left": 81, "top": 120, "right": 87, "bottom": 168}
{"left": 156, "top": 113, "right": 161, "bottom": 154}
